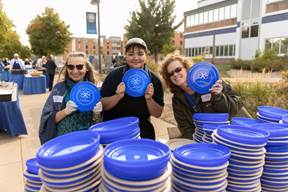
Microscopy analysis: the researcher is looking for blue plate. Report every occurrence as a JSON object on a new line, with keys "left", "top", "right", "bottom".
{"left": 217, "top": 125, "right": 270, "bottom": 145}
{"left": 104, "top": 139, "right": 170, "bottom": 181}
{"left": 257, "top": 106, "right": 288, "bottom": 121}
{"left": 26, "top": 158, "right": 39, "bottom": 175}
{"left": 187, "top": 62, "right": 219, "bottom": 94}
{"left": 282, "top": 114, "right": 288, "bottom": 124}
{"left": 173, "top": 143, "right": 230, "bottom": 167}
{"left": 70, "top": 81, "right": 100, "bottom": 112}
{"left": 192, "top": 113, "right": 228, "bottom": 122}
{"left": 122, "top": 68, "right": 150, "bottom": 97}
{"left": 231, "top": 117, "right": 263, "bottom": 127}
{"left": 37, "top": 131, "right": 100, "bottom": 169}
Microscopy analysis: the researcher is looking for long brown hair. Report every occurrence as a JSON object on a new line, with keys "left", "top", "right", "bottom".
{"left": 58, "top": 52, "right": 97, "bottom": 84}
{"left": 160, "top": 54, "right": 192, "bottom": 93}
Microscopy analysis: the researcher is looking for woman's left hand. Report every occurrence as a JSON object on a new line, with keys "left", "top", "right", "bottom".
{"left": 93, "top": 102, "right": 103, "bottom": 114}
{"left": 209, "top": 80, "right": 223, "bottom": 95}
{"left": 145, "top": 83, "right": 154, "bottom": 100}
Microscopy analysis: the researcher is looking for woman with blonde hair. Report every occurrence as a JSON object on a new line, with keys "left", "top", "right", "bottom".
{"left": 39, "top": 52, "right": 102, "bottom": 144}
{"left": 160, "top": 54, "right": 243, "bottom": 139}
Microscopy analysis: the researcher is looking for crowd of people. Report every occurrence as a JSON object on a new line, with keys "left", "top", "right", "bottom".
{"left": 38, "top": 37, "right": 247, "bottom": 145}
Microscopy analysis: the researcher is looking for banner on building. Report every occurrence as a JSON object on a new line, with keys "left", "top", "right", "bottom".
{"left": 86, "top": 12, "right": 97, "bottom": 34}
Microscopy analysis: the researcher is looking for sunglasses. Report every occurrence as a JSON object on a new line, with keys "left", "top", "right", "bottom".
{"left": 66, "top": 64, "right": 85, "bottom": 70}
{"left": 168, "top": 66, "right": 183, "bottom": 77}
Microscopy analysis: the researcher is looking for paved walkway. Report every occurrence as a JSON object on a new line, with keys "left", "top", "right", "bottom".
{"left": 0, "top": 92, "right": 173, "bottom": 192}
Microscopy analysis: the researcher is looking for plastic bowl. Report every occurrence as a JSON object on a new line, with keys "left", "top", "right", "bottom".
{"left": 104, "top": 139, "right": 170, "bottom": 181}
{"left": 26, "top": 158, "right": 39, "bottom": 174}
{"left": 231, "top": 117, "right": 263, "bottom": 127}
{"left": 250, "top": 123, "right": 288, "bottom": 137}
{"left": 173, "top": 143, "right": 230, "bottom": 167}
{"left": 37, "top": 131, "right": 100, "bottom": 169}
{"left": 192, "top": 113, "right": 229, "bottom": 122}
{"left": 257, "top": 106, "right": 288, "bottom": 121}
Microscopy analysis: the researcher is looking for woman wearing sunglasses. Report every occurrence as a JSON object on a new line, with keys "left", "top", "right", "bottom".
{"left": 160, "top": 54, "right": 245, "bottom": 139}
{"left": 39, "top": 52, "right": 102, "bottom": 144}
{"left": 101, "top": 38, "right": 164, "bottom": 140}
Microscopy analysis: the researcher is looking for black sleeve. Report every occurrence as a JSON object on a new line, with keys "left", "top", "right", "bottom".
{"left": 151, "top": 73, "right": 164, "bottom": 107}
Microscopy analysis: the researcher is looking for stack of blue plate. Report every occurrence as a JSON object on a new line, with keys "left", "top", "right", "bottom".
{"left": 89, "top": 117, "right": 140, "bottom": 145}
{"left": 171, "top": 143, "right": 230, "bottom": 191}
{"left": 101, "top": 139, "right": 171, "bottom": 191}
{"left": 257, "top": 106, "right": 288, "bottom": 123}
{"left": 192, "top": 113, "right": 229, "bottom": 143}
{"left": 231, "top": 117, "right": 264, "bottom": 127}
{"left": 24, "top": 158, "right": 42, "bottom": 192}
{"left": 251, "top": 123, "right": 288, "bottom": 191}
{"left": 212, "top": 125, "right": 270, "bottom": 191}
{"left": 36, "top": 131, "right": 102, "bottom": 191}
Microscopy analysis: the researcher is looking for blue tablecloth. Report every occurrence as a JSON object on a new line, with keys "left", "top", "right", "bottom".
{"left": 0, "top": 70, "right": 10, "bottom": 81}
{"left": 9, "top": 73, "right": 24, "bottom": 89}
{"left": 23, "top": 75, "right": 46, "bottom": 94}
{"left": 0, "top": 100, "right": 27, "bottom": 136}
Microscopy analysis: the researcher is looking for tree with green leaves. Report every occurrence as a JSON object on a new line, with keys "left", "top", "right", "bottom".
{"left": 26, "top": 7, "right": 72, "bottom": 56}
{"left": 125, "top": 0, "right": 181, "bottom": 61}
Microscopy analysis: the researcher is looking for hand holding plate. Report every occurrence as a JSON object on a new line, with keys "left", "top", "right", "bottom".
{"left": 116, "top": 82, "right": 125, "bottom": 99}
{"left": 145, "top": 83, "right": 154, "bottom": 100}
{"left": 209, "top": 80, "right": 223, "bottom": 95}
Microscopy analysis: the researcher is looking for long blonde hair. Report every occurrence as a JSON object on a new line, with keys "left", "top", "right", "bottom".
{"left": 58, "top": 52, "right": 97, "bottom": 84}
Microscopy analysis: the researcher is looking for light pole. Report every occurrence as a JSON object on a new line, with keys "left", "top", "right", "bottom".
{"left": 90, "top": 0, "right": 102, "bottom": 74}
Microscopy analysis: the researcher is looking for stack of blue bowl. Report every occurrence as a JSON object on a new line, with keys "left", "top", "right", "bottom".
{"left": 251, "top": 123, "right": 288, "bottom": 191}
{"left": 231, "top": 117, "right": 264, "bottom": 127}
{"left": 212, "top": 125, "right": 270, "bottom": 191}
{"left": 89, "top": 117, "right": 140, "bottom": 145}
{"left": 36, "top": 131, "right": 102, "bottom": 192}
{"left": 202, "top": 124, "right": 226, "bottom": 143}
{"left": 257, "top": 106, "right": 288, "bottom": 123}
{"left": 171, "top": 143, "right": 230, "bottom": 192}
{"left": 192, "top": 113, "right": 229, "bottom": 143}
{"left": 24, "top": 158, "right": 42, "bottom": 192}
{"left": 100, "top": 139, "right": 171, "bottom": 192}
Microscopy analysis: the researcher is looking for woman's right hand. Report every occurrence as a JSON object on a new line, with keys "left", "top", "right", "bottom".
{"left": 64, "top": 100, "right": 77, "bottom": 115}
{"left": 116, "top": 82, "right": 125, "bottom": 99}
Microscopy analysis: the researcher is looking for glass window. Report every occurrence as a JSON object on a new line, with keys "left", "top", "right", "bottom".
{"left": 265, "top": 39, "right": 273, "bottom": 50}
{"left": 208, "top": 10, "right": 214, "bottom": 22}
{"left": 204, "top": 11, "right": 208, "bottom": 23}
{"left": 231, "top": 4, "right": 237, "bottom": 18}
{"left": 219, "top": 7, "right": 224, "bottom": 20}
{"left": 228, "top": 45, "right": 233, "bottom": 56}
{"left": 210, "top": 47, "right": 214, "bottom": 55}
{"left": 216, "top": 46, "right": 220, "bottom": 56}
{"left": 186, "top": 48, "right": 188, "bottom": 56}
{"left": 224, "top": 6, "right": 231, "bottom": 19}
{"left": 214, "top": 9, "right": 219, "bottom": 22}
{"left": 220, "top": 46, "right": 224, "bottom": 56}
{"left": 186, "top": 16, "right": 190, "bottom": 27}
{"left": 281, "top": 38, "right": 288, "bottom": 54}
{"left": 194, "top": 14, "right": 199, "bottom": 25}
{"left": 190, "top": 15, "right": 195, "bottom": 26}
{"left": 199, "top": 12, "right": 203, "bottom": 24}
{"left": 241, "top": 26, "right": 250, "bottom": 38}
{"left": 272, "top": 38, "right": 280, "bottom": 54}
{"left": 250, "top": 25, "right": 259, "bottom": 37}
{"left": 224, "top": 45, "right": 229, "bottom": 56}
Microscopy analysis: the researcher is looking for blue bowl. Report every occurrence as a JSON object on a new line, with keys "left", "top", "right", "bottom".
{"left": 282, "top": 114, "right": 288, "bottom": 124}
{"left": 250, "top": 123, "right": 288, "bottom": 137}
{"left": 26, "top": 158, "right": 39, "bottom": 175}
{"left": 173, "top": 143, "right": 230, "bottom": 167}
{"left": 217, "top": 125, "right": 270, "bottom": 145}
{"left": 257, "top": 106, "right": 288, "bottom": 121}
{"left": 231, "top": 117, "right": 263, "bottom": 127}
{"left": 104, "top": 139, "right": 170, "bottom": 181}
{"left": 37, "top": 131, "right": 100, "bottom": 168}
{"left": 192, "top": 113, "right": 229, "bottom": 122}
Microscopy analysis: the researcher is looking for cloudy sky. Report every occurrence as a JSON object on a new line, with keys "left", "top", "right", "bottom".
{"left": 2, "top": 0, "right": 197, "bottom": 45}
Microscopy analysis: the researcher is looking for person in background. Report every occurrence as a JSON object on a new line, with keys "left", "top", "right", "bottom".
{"left": 45, "top": 55, "right": 58, "bottom": 91}
{"left": 101, "top": 37, "right": 164, "bottom": 140}
{"left": 10, "top": 53, "right": 25, "bottom": 70}
{"left": 39, "top": 52, "right": 102, "bottom": 144}
{"left": 24, "top": 58, "right": 31, "bottom": 65}
{"left": 160, "top": 54, "right": 245, "bottom": 139}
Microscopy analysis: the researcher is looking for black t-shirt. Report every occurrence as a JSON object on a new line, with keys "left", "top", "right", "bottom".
{"left": 101, "top": 65, "right": 164, "bottom": 139}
